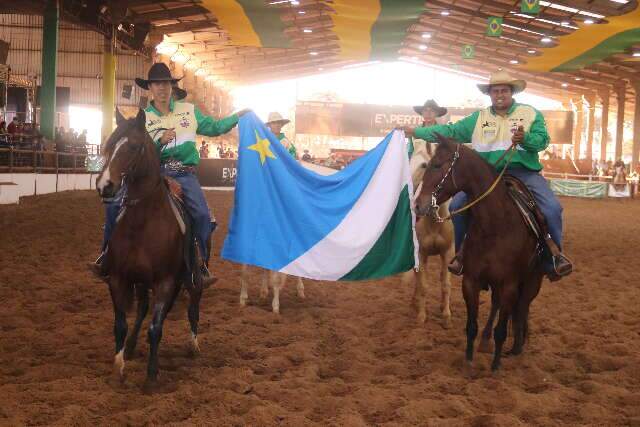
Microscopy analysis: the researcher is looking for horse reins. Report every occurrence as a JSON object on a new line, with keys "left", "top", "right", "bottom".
{"left": 429, "top": 142, "right": 518, "bottom": 223}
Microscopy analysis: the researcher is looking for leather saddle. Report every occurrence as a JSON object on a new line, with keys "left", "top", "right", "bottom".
{"left": 164, "top": 177, "right": 200, "bottom": 288}
{"left": 504, "top": 175, "right": 546, "bottom": 242}
{"left": 503, "top": 175, "right": 549, "bottom": 269}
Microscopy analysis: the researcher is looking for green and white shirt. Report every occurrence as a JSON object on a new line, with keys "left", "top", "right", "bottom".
{"left": 145, "top": 99, "right": 239, "bottom": 166}
{"left": 414, "top": 102, "right": 550, "bottom": 171}
{"left": 277, "top": 133, "right": 297, "bottom": 159}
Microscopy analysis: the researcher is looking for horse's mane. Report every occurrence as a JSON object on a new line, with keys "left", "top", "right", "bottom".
{"left": 433, "top": 133, "right": 498, "bottom": 179}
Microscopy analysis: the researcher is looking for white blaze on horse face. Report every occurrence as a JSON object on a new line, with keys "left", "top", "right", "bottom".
{"left": 97, "top": 137, "right": 128, "bottom": 191}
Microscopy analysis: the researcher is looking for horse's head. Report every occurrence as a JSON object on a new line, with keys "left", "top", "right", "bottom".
{"left": 409, "top": 142, "right": 434, "bottom": 190}
{"left": 96, "top": 108, "right": 154, "bottom": 198}
{"left": 414, "top": 134, "right": 463, "bottom": 220}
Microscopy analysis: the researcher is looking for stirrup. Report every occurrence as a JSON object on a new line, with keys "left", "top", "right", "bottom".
{"left": 552, "top": 253, "right": 573, "bottom": 277}
{"left": 447, "top": 255, "right": 463, "bottom": 276}
{"left": 201, "top": 265, "right": 217, "bottom": 288}
{"left": 88, "top": 252, "right": 109, "bottom": 283}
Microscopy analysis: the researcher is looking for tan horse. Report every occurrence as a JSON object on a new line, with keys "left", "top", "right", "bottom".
{"left": 240, "top": 265, "right": 305, "bottom": 314}
{"left": 403, "top": 142, "right": 454, "bottom": 328}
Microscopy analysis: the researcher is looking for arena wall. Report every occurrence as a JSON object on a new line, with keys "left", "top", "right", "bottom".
{"left": 0, "top": 173, "right": 96, "bottom": 198}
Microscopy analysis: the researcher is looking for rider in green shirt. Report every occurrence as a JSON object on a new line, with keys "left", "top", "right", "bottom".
{"left": 266, "top": 112, "right": 297, "bottom": 159}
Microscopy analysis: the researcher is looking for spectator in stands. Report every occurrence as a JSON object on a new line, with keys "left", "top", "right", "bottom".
{"left": 199, "top": 142, "right": 209, "bottom": 159}
{"left": 218, "top": 144, "right": 226, "bottom": 158}
{"left": 302, "top": 149, "right": 312, "bottom": 162}
{"left": 0, "top": 121, "right": 6, "bottom": 134}
{"left": 7, "top": 117, "right": 18, "bottom": 134}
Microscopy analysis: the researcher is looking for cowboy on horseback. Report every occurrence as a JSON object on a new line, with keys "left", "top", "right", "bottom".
{"left": 405, "top": 71, "right": 572, "bottom": 281}
{"left": 408, "top": 99, "right": 447, "bottom": 158}
{"left": 265, "top": 112, "right": 297, "bottom": 159}
{"left": 91, "top": 63, "right": 249, "bottom": 285}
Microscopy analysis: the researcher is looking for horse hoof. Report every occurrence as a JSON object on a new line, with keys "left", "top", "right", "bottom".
{"left": 189, "top": 334, "right": 201, "bottom": 356}
{"left": 113, "top": 350, "right": 125, "bottom": 380}
{"left": 477, "top": 339, "right": 492, "bottom": 354}
{"left": 505, "top": 348, "right": 522, "bottom": 357}
{"left": 143, "top": 379, "right": 157, "bottom": 395}
{"left": 462, "top": 361, "right": 474, "bottom": 378}
{"left": 442, "top": 316, "right": 452, "bottom": 329}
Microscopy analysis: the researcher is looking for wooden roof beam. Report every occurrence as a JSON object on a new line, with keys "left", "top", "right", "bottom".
{"left": 133, "top": 6, "right": 208, "bottom": 23}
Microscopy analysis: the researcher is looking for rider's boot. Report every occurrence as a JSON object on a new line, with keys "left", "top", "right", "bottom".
{"left": 544, "top": 235, "right": 573, "bottom": 282}
{"left": 201, "top": 264, "right": 217, "bottom": 288}
{"left": 88, "top": 250, "right": 109, "bottom": 283}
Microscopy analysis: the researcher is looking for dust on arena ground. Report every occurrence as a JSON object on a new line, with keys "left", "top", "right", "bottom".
{"left": 0, "top": 190, "right": 639, "bottom": 426}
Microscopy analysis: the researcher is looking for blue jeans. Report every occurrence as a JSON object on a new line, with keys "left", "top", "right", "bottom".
{"left": 103, "top": 170, "right": 213, "bottom": 261}
{"left": 450, "top": 168, "right": 563, "bottom": 252}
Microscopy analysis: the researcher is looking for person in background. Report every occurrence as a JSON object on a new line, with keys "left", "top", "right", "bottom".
{"left": 199, "top": 141, "right": 209, "bottom": 159}
{"left": 266, "top": 112, "right": 297, "bottom": 159}
{"left": 0, "top": 121, "right": 7, "bottom": 134}
{"left": 301, "top": 149, "right": 312, "bottom": 162}
{"left": 408, "top": 99, "right": 447, "bottom": 157}
{"left": 7, "top": 117, "right": 18, "bottom": 134}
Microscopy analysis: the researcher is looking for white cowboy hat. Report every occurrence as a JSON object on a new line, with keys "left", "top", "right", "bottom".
{"left": 265, "top": 112, "right": 290, "bottom": 126}
{"left": 477, "top": 71, "right": 527, "bottom": 95}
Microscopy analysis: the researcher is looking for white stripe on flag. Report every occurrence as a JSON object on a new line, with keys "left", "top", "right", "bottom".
{"left": 280, "top": 130, "right": 411, "bottom": 280}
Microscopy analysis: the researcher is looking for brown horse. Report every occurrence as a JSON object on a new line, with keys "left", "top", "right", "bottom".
{"left": 96, "top": 109, "right": 203, "bottom": 391}
{"left": 415, "top": 136, "right": 544, "bottom": 371}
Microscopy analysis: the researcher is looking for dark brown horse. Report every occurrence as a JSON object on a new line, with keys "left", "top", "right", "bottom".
{"left": 96, "top": 109, "right": 203, "bottom": 391}
{"left": 415, "top": 136, "right": 544, "bottom": 371}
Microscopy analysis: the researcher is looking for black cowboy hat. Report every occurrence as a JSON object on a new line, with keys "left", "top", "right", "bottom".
{"left": 172, "top": 84, "right": 187, "bottom": 101}
{"left": 135, "top": 63, "right": 182, "bottom": 90}
{"left": 413, "top": 99, "right": 447, "bottom": 117}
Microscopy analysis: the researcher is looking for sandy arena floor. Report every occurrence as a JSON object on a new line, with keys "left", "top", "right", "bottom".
{"left": 0, "top": 190, "right": 639, "bottom": 426}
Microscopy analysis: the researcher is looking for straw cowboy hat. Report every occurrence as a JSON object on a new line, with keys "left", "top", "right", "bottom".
{"left": 413, "top": 99, "right": 447, "bottom": 117}
{"left": 135, "top": 63, "right": 182, "bottom": 90}
{"left": 477, "top": 70, "right": 527, "bottom": 95}
{"left": 265, "top": 112, "right": 290, "bottom": 126}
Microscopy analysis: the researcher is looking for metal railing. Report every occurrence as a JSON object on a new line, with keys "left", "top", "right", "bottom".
{"left": 0, "top": 146, "right": 89, "bottom": 173}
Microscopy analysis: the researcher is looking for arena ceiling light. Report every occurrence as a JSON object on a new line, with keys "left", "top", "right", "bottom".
{"left": 633, "top": 51, "right": 640, "bottom": 57}
{"left": 298, "top": 10, "right": 305, "bottom": 14}
{"left": 440, "top": 10, "right": 450, "bottom": 16}
{"left": 561, "top": 83, "right": 568, "bottom": 87}
{"left": 509, "top": 59, "right": 519, "bottom": 64}
{"left": 527, "top": 49, "right": 537, "bottom": 54}
{"left": 418, "top": 45, "right": 428, "bottom": 50}
{"left": 422, "top": 33, "right": 432, "bottom": 38}
{"left": 583, "top": 19, "right": 595, "bottom": 24}
{"left": 303, "top": 29, "right": 312, "bottom": 33}
{"left": 309, "top": 51, "right": 319, "bottom": 55}
{"left": 541, "top": 37, "right": 553, "bottom": 43}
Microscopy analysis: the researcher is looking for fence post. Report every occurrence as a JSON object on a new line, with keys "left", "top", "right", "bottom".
{"left": 8, "top": 146, "right": 13, "bottom": 173}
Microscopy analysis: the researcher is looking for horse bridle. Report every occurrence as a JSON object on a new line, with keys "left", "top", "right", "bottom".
{"left": 428, "top": 144, "right": 460, "bottom": 223}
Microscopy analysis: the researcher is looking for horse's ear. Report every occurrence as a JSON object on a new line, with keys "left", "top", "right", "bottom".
{"left": 115, "top": 108, "right": 126, "bottom": 126}
{"left": 434, "top": 132, "right": 448, "bottom": 146}
{"left": 135, "top": 108, "right": 146, "bottom": 129}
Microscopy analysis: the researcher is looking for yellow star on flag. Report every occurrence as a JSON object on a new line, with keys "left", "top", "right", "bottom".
{"left": 248, "top": 130, "right": 277, "bottom": 165}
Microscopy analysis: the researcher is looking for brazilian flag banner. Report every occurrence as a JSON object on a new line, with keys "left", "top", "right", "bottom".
{"left": 521, "top": 0, "right": 541, "bottom": 14}
{"left": 462, "top": 44, "right": 475, "bottom": 59}
{"left": 487, "top": 17, "right": 503, "bottom": 37}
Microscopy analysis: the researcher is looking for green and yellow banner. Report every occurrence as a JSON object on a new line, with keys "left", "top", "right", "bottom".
{"left": 524, "top": 6, "right": 640, "bottom": 72}
{"left": 521, "top": 0, "right": 540, "bottom": 14}
{"left": 330, "top": 0, "right": 425, "bottom": 61}
{"left": 462, "top": 44, "right": 475, "bottom": 59}
{"left": 487, "top": 17, "right": 503, "bottom": 37}
{"left": 202, "top": 0, "right": 426, "bottom": 60}
{"left": 201, "top": 0, "right": 291, "bottom": 48}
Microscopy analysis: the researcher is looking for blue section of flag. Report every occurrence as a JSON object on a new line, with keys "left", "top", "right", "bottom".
{"left": 221, "top": 112, "right": 391, "bottom": 271}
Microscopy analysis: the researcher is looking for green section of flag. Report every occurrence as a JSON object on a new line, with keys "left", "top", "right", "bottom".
{"left": 340, "top": 185, "right": 415, "bottom": 281}
{"left": 487, "top": 17, "right": 503, "bottom": 37}
{"left": 462, "top": 44, "right": 475, "bottom": 59}
{"left": 236, "top": 0, "right": 292, "bottom": 48}
{"left": 369, "top": 0, "right": 426, "bottom": 60}
{"left": 521, "top": 0, "right": 540, "bottom": 14}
